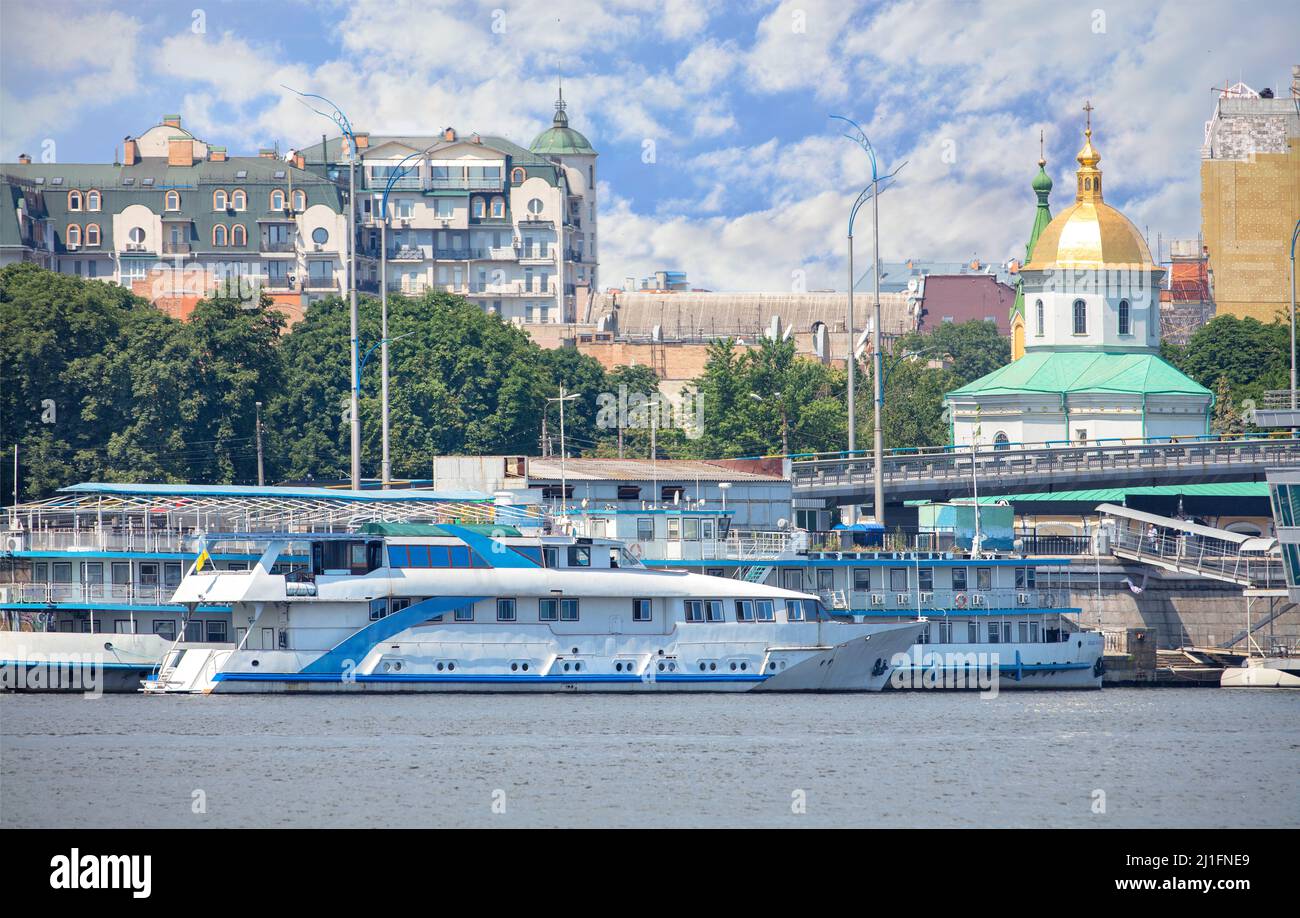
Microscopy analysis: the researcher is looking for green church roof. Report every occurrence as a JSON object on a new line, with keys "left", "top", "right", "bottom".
{"left": 529, "top": 89, "right": 595, "bottom": 156}
{"left": 1011, "top": 159, "right": 1054, "bottom": 320}
{"left": 946, "top": 350, "right": 1213, "bottom": 399}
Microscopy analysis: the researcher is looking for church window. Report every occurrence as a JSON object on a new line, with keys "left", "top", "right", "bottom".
{"left": 1035, "top": 300, "right": 1044, "bottom": 336}
{"left": 1118, "top": 299, "right": 1131, "bottom": 335}
{"left": 1072, "top": 299, "right": 1087, "bottom": 335}
{"left": 994, "top": 432, "right": 1010, "bottom": 450}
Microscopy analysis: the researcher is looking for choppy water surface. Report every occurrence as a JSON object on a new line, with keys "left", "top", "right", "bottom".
{"left": 2, "top": 689, "right": 1297, "bottom": 828}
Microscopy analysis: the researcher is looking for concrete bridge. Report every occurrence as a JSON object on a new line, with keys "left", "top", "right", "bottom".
{"left": 791, "top": 436, "right": 1300, "bottom": 508}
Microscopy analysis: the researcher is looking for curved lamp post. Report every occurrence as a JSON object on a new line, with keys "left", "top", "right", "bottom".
{"left": 283, "top": 85, "right": 362, "bottom": 489}
{"left": 830, "top": 115, "right": 905, "bottom": 525}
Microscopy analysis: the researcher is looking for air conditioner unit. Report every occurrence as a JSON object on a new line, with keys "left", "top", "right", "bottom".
{"left": 870, "top": 593, "right": 885, "bottom": 606}
{"left": 66, "top": 243, "right": 79, "bottom": 250}
{"left": 1017, "top": 592, "right": 1030, "bottom": 605}
{"left": 919, "top": 592, "right": 934, "bottom": 603}
{"left": 896, "top": 593, "right": 910, "bottom": 604}
{"left": 972, "top": 594, "right": 987, "bottom": 607}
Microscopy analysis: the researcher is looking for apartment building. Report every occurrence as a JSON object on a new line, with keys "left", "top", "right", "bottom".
{"left": 0, "top": 115, "right": 348, "bottom": 322}
{"left": 296, "top": 90, "right": 598, "bottom": 324}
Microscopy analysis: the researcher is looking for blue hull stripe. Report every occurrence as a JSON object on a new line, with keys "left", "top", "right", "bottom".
{"left": 896, "top": 662, "right": 1093, "bottom": 673}
{"left": 0, "top": 660, "right": 153, "bottom": 670}
{"left": 215, "top": 671, "right": 768, "bottom": 685}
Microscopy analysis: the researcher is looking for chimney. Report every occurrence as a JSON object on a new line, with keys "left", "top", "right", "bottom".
{"left": 443, "top": 127, "right": 456, "bottom": 142}
{"left": 355, "top": 133, "right": 369, "bottom": 150}
{"left": 293, "top": 151, "right": 306, "bottom": 170}
{"left": 258, "top": 148, "right": 276, "bottom": 159}
{"left": 162, "top": 114, "right": 182, "bottom": 128}
{"left": 168, "top": 137, "right": 194, "bottom": 166}
{"left": 18, "top": 153, "right": 31, "bottom": 164}
{"left": 209, "top": 146, "right": 227, "bottom": 163}
{"left": 123, "top": 137, "right": 138, "bottom": 166}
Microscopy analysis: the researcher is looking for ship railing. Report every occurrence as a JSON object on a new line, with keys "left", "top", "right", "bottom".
{"left": 0, "top": 582, "right": 187, "bottom": 605}
{"left": 813, "top": 588, "right": 1073, "bottom": 614}
{"left": 629, "top": 531, "right": 797, "bottom": 562}
{"left": 2, "top": 528, "right": 203, "bottom": 553}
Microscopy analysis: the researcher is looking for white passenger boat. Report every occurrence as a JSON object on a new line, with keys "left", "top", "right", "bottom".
{"left": 1220, "top": 656, "right": 1300, "bottom": 688}
{"left": 144, "top": 524, "right": 926, "bottom": 693}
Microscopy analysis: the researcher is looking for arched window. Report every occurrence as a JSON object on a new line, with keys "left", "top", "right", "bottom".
{"left": 1118, "top": 299, "right": 1131, "bottom": 335}
{"left": 270, "top": 189, "right": 286, "bottom": 210}
{"left": 66, "top": 224, "right": 81, "bottom": 246}
{"left": 292, "top": 189, "right": 306, "bottom": 212}
{"left": 85, "top": 190, "right": 101, "bottom": 212}
{"left": 490, "top": 195, "right": 505, "bottom": 218}
{"left": 231, "top": 189, "right": 246, "bottom": 210}
{"left": 85, "top": 223, "right": 101, "bottom": 246}
{"left": 165, "top": 190, "right": 180, "bottom": 211}
{"left": 67, "top": 190, "right": 82, "bottom": 211}
{"left": 471, "top": 197, "right": 485, "bottom": 219}
{"left": 510, "top": 166, "right": 526, "bottom": 184}
{"left": 213, "top": 189, "right": 228, "bottom": 210}
{"left": 1034, "top": 299, "right": 1044, "bottom": 336}
{"left": 1072, "top": 299, "right": 1087, "bottom": 335}
{"left": 213, "top": 224, "right": 228, "bottom": 246}
{"left": 994, "top": 432, "right": 1010, "bottom": 450}
{"left": 231, "top": 224, "right": 246, "bottom": 246}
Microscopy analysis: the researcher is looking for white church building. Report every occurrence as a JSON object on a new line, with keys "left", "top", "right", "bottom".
{"left": 947, "top": 114, "right": 1213, "bottom": 447}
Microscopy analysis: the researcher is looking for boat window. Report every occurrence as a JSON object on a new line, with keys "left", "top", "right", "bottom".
{"left": 560, "top": 599, "right": 580, "bottom": 621}
{"left": 618, "top": 547, "right": 642, "bottom": 568}
{"left": 497, "top": 599, "right": 516, "bottom": 622}
{"left": 511, "top": 546, "right": 544, "bottom": 566}
{"left": 684, "top": 518, "right": 699, "bottom": 541}
{"left": 952, "top": 567, "right": 968, "bottom": 591}
{"left": 667, "top": 518, "right": 681, "bottom": 541}
{"left": 853, "top": 568, "right": 871, "bottom": 592}
{"left": 701, "top": 519, "right": 715, "bottom": 540}
{"left": 636, "top": 518, "right": 654, "bottom": 541}
{"left": 632, "top": 598, "right": 652, "bottom": 622}
{"left": 1014, "top": 567, "right": 1036, "bottom": 589}
{"left": 735, "top": 600, "right": 755, "bottom": 622}
{"left": 684, "top": 600, "right": 704, "bottom": 623}
{"left": 1029, "top": 620, "right": 1040, "bottom": 642}
{"left": 968, "top": 622, "right": 978, "bottom": 642}
{"left": 976, "top": 567, "right": 993, "bottom": 591}
{"left": 388, "top": 546, "right": 410, "bottom": 567}
{"left": 455, "top": 604, "right": 474, "bottom": 622}
{"left": 540, "top": 599, "right": 559, "bottom": 621}
{"left": 164, "top": 562, "right": 183, "bottom": 587}
{"left": 786, "top": 599, "right": 805, "bottom": 622}
{"left": 153, "top": 620, "right": 176, "bottom": 641}
{"left": 1018, "top": 621, "right": 1029, "bottom": 643}
{"left": 918, "top": 567, "right": 934, "bottom": 591}
{"left": 987, "top": 622, "right": 1000, "bottom": 643}
{"left": 369, "top": 598, "right": 389, "bottom": 621}
{"left": 543, "top": 547, "right": 559, "bottom": 568}
{"left": 449, "top": 545, "right": 471, "bottom": 568}
{"left": 889, "top": 568, "right": 908, "bottom": 592}
{"left": 937, "top": 620, "right": 953, "bottom": 642}
{"left": 755, "top": 599, "right": 774, "bottom": 622}
{"left": 1003, "top": 622, "right": 1013, "bottom": 642}
{"left": 567, "top": 545, "right": 591, "bottom": 567}
{"left": 427, "top": 546, "right": 450, "bottom": 567}
{"left": 138, "top": 562, "right": 158, "bottom": 586}
{"left": 706, "top": 600, "right": 724, "bottom": 622}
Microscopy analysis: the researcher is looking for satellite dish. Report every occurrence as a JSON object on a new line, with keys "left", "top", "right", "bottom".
{"left": 777, "top": 518, "right": 789, "bottom": 530}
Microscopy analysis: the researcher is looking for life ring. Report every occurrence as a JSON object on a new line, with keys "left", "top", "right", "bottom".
{"left": 629, "top": 543, "right": 642, "bottom": 558}
{"left": 954, "top": 593, "right": 968, "bottom": 608}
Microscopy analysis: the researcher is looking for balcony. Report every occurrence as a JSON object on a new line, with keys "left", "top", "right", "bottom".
{"left": 262, "top": 275, "right": 296, "bottom": 291}
{"left": 161, "top": 241, "right": 191, "bottom": 255}
{"left": 261, "top": 238, "right": 295, "bottom": 254}
{"left": 429, "top": 177, "right": 503, "bottom": 192}
{"left": 388, "top": 246, "right": 424, "bottom": 262}
{"left": 304, "top": 274, "right": 337, "bottom": 291}
{"left": 518, "top": 248, "right": 554, "bottom": 264}
{"left": 479, "top": 246, "right": 518, "bottom": 261}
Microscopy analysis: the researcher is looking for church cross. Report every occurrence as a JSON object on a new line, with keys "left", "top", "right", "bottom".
{"left": 1083, "top": 100, "right": 1094, "bottom": 133}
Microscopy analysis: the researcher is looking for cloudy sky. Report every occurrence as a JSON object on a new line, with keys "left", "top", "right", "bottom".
{"left": 2, "top": 0, "right": 1296, "bottom": 291}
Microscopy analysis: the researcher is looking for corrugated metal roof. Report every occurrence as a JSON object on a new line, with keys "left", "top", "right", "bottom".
{"left": 525, "top": 458, "right": 787, "bottom": 482}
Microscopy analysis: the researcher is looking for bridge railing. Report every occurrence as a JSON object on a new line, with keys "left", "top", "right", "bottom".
{"left": 1108, "top": 519, "right": 1284, "bottom": 588}
{"left": 1256, "top": 390, "right": 1300, "bottom": 410}
{"left": 791, "top": 436, "right": 1300, "bottom": 490}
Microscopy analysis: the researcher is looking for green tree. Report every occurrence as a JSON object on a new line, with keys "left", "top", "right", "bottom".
{"left": 1166, "top": 315, "right": 1289, "bottom": 417}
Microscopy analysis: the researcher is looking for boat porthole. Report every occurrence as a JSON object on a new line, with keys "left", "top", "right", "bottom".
{"left": 572, "top": 647, "right": 579, "bottom": 654}
{"left": 394, "top": 662, "right": 402, "bottom": 671}
{"left": 511, "top": 663, "right": 518, "bottom": 671}
{"left": 709, "top": 662, "right": 717, "bottom": 671}
{"left": 522, "top": 663, "right": 529, "bottom": 671}
{"left": 383, "top": 662, "right": 391, "bottom": 672}
{"left": 699, "top": 662, "right": 707, "bottom": 672}
{"left": 730, "top": 662, "right": 737, "bottom": 671}
{"left": 251, "top": 660, "right": 259, "bottom": 667}
{"left": 615, "top": 662, "right": 622, "bottom": 672}
{"left": 658, "top": 663, "right": 665, "bottom": 672}
{"left": 668, "top": 662, "right": 676, "bottom": 671}
{"left": 740, "top": 662, "right": 747, "bottom": 671}
{"left": 103, "top": 642, "right": 114, "bottom": 651}
{"left": 447, "top": 662, "right": 455, "bottom": 671}
{"left": 564, "top": 662, "right": 570, "bottom": 672}
{"left": 769, "top": 662, "right": 777, "bottom": 671}
{"left": 574, "top": 662, "right": 582, "bottom": 672}
{"left": 437, "top": 662, "right": 444, "bottom": 671}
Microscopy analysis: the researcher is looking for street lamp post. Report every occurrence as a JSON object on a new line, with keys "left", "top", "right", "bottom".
{"left": 546, "top": 386, "right": 579, "bottom": 521}
{"left": 831, "top": 115, "right": 905, "bottom": 525}
{"left": 284, "top": 85, "right": 362, "bottom": 489}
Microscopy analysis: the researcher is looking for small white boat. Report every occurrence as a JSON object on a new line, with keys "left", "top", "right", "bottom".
{"left": 144, "top": 525, "right": 926, "bottom": 694}
{"left": 1220, "top": 656, "right": 1300, "bottom": 688}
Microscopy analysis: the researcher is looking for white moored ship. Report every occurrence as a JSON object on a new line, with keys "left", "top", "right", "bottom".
{"left": 145, "top": 523, "right": 926, "bottom": 693}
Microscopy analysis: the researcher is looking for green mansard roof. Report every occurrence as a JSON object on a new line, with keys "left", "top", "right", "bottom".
{"left": 946, "top": 350, "right": 1212, "bottom": 399}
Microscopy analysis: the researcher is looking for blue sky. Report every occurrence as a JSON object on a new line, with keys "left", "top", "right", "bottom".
{"left": 2, "top": 0, "right": 1297, "bottom": 291}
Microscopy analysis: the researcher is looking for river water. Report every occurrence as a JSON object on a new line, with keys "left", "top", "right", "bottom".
{"left": 2, "top": 689, "right": 1296, "bottom": 828}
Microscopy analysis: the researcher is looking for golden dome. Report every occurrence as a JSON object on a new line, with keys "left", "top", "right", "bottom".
{"left": 1023, "top": 116, "right": 1155, "bottom": 271}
